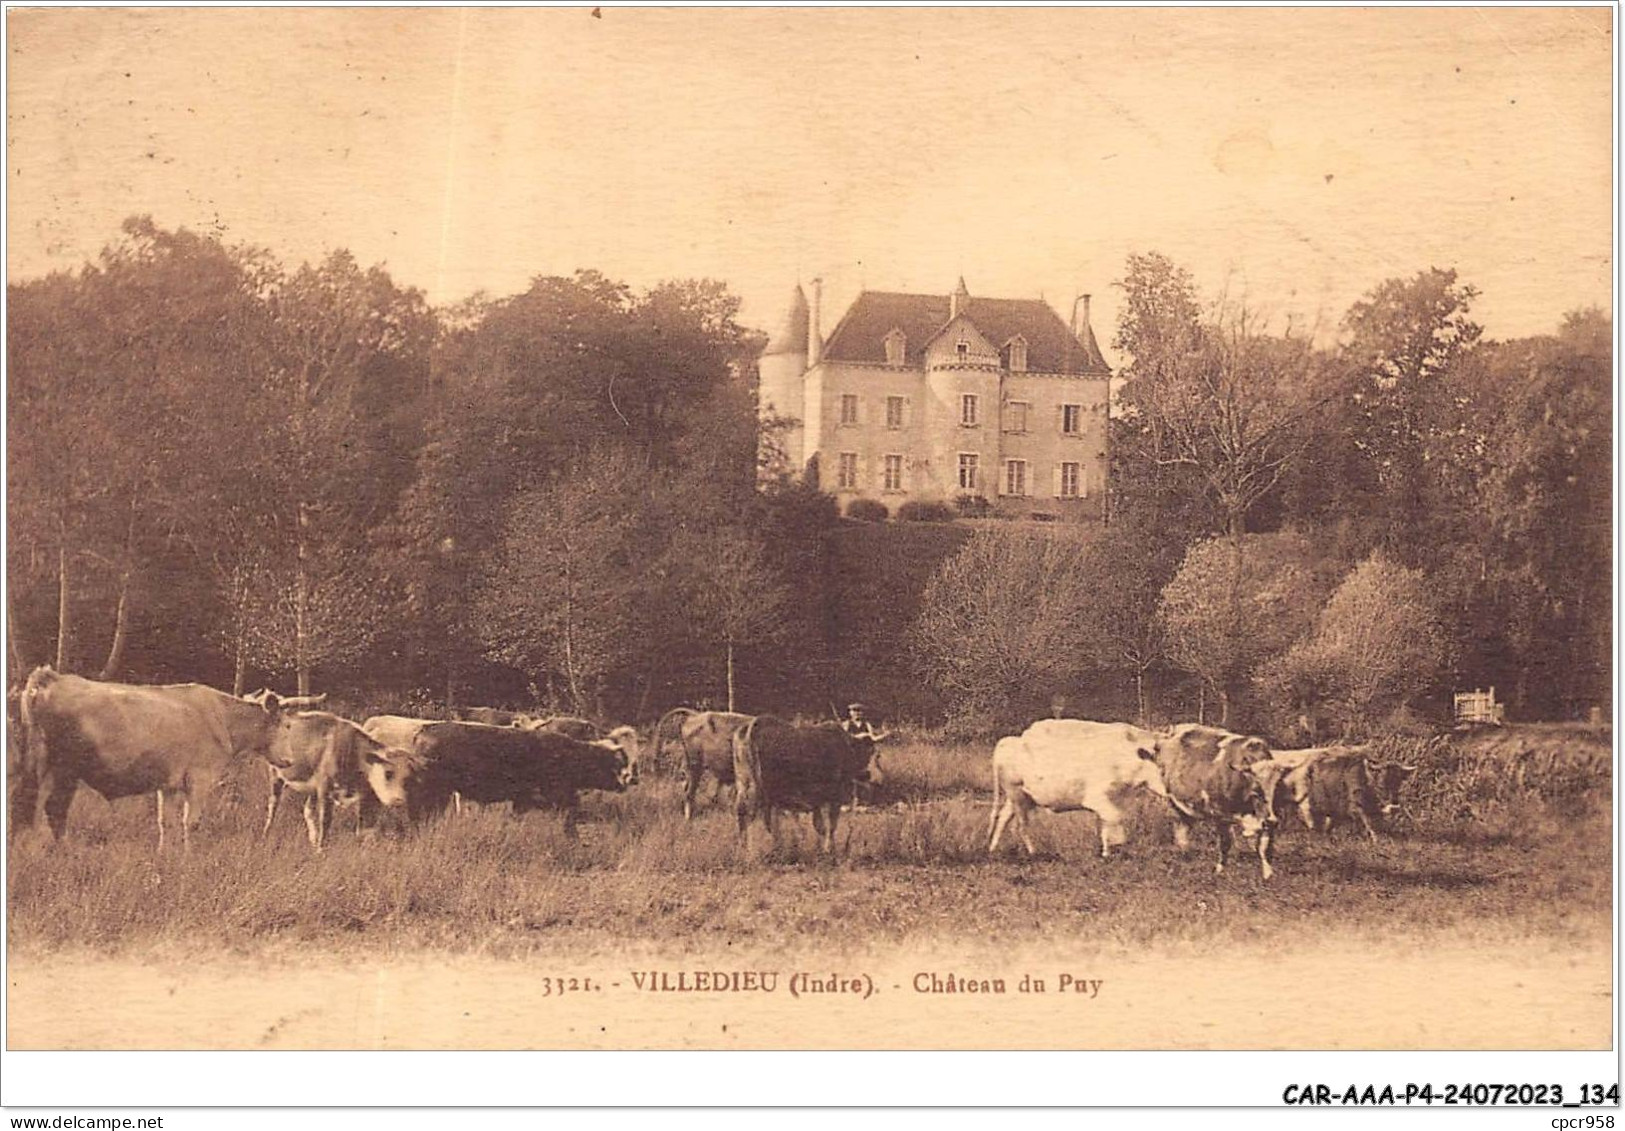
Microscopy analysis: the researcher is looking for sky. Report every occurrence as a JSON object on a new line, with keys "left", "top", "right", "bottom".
{"left": 6, "top": 7, "right": 1614, "bottom": 359}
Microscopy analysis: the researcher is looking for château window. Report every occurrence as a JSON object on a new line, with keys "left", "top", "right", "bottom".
{"left": 1062, "top": 403, "right": 1082, "bottom": 434}
{"left": 961, "top": 394, "right": 979, "bottom": 427}
{"left": 1060, "top": 461, "right": 1081, "bottom": 498}
{"left": 886, "top": 396, "right": 905, "bottom": 429}
{"left": 840, "top": 394, "right": 860, "bottom": 426}
{"left": 884, "top": 329, "right": 907, "bottom": 366}
{"left": 838, "top": 452, "right": 859, "bottom": 490}
{"left": 956, "top": 340, "right": 969, "bottom": 360}
{"left": 1008, "top": 338, "right": 1028, "bottom": 372}
{"left": 1005, "top": 400, "right": 1029, "bottom": 433}
{"left": 958, "top": 453, "right": 980, "bottom": 491}
{"left": 1005, "top": 459, "right": 1028, "bottom": 497}
{"left": 883, "top": 454, "right": 904, "bottom": 491}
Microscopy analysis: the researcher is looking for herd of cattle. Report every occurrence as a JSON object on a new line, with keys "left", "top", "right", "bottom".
{"left": 9, "top": 666, "right": 1415, "bottom": 878}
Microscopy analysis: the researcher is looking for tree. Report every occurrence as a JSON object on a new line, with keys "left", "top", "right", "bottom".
{"left": 1128, "top": 305, "right": 1329, "bottom": 543}
{"left": 1341, "top": 268, "right": 1482, "bottom": 558}
{"left": 669, "top": 525, "right": 789, "bottom": 711}
{"left": 1260, "top": 552, "right": 1448, "bottom": 739}
{"left": 7, "top": 218, "right": 270, "bottom": 680}
{"left": 911, "top": 528, "right": 1094, "bottom": 736}
{"left": 468, "top": 454, "right": 647, "bottom": 715}
{"left": 1157, "top": 533, "right": 1331, "bottom": 726}
{"left": 256, "top": 249, "right": 436, "bottom": 694}
{"left": 1076, "top": 527, "right": 1172, "bottom": 724}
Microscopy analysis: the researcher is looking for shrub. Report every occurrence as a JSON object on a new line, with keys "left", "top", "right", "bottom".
{"left": 1260, "top": 551, "right": 1449, "bottom": 740}
{"left": 845, "top": 498, "right": 890, "bottom": 523}
{"left": 898, "top": 500, "right": 954, "bottom": 523}
{"left": 953, "top": 494, "right": 991, "bottom": 518}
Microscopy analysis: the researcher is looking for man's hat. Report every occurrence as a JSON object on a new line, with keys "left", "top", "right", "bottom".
{"left": 846, "top": 702, "right": 866, "bottom": 712}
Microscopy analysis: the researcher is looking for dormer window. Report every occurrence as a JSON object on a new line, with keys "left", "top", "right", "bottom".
{"left": 956, "top": 340, "right": 969, "bottom": 361}
{"left": 1007, "top": 336, "right": 1028, "bottom": 373}
{"left": 884, "top": 329, "right": 907, "bottom": 366}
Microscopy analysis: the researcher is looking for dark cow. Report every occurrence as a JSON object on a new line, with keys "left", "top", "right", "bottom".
{"left": 731, "top": 716, "right": 882, "bottom": 854}
{"left": 454, "top": 706, "right": 524, "bottom": 727}
{"left": 522, "top": 715, "right": 604, "bottom": 742}
{"left": 406, "top": 721, "right": 637, "bottom": 835}
{"left": 360, "top": 714, "right": 438, "bottom": 751}
{"left": 259, "top": 710, "right": 415, "bottom": 850}
{"left": 1152, "top": 723, "right": 1289, "bottom": 880}
{"left": 652, "top": 708, "right": 754, "bottom": 820}
{"left": 1285, "top": 747, "right": 1415, "bottom": 840}
{"left": 11, "top": 667, "right": 303, "bottom": 848}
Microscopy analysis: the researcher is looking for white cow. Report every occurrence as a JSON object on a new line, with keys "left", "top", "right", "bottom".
{"left": 987, "top": 719, "right": 1168, "bottom": 858}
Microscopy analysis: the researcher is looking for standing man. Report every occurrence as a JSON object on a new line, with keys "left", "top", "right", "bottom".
{"left": 841, "top": 703, "right": 889, "bottom": 811}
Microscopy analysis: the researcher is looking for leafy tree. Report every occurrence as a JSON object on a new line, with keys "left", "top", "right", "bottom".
{"left": 1157, "top": 533, "right": 1332, "bottom": 727}
{"left": 255, "top": 249, "right": 436, "bottom": 694}
{"left": 1260, "top": 552, "right": 1449, "bottom": 739}
{"left": 1341, "top": 268, "right": 1482, "bottom": 558}
{"left": 911, "top": 528, "right": 1094, "bottom": 736}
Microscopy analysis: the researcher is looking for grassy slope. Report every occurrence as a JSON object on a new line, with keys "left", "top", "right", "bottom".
{"left": 7, "top": 731, "right": 1611, "bottom": 959}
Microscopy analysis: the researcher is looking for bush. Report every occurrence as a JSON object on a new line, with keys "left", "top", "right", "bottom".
{"left": 898, "top": 500, "right": 954, "bottom": 523}
{"left": 1260, "top": 551, "right": 1449, "bottom": 740}
{"left": 953, "top": 494, "right": 991, "bottom": 518}
{"left": 845, "top": 498, "right": 890, "bottom": 523}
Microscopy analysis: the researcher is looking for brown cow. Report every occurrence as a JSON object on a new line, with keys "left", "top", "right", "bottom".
{"left": 1283, "top": 746, "right": 1414, "bottom": 840}
{"left": 260, "top": 710, "right": 415, "bottom": 850}
{"left": 12, "top": 667, "right": 305, "bottom": 849}
{"left": 1152, "top": 724, "right": 1288, "bottom": 880}
{"left": 653, "top": 708, "right": 755, "bottom": 820}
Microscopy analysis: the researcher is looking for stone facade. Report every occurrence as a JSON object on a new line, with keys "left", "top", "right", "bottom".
{"left": 758, "top": 278, "right": 1112, "bottom": 521}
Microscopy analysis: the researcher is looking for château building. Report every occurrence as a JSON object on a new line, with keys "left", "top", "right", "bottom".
{"left": 758, "top": 277, "right": 1112, "bottom": 521}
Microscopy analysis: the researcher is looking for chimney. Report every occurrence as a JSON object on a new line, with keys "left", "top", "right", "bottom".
{"left": 1072, "top": 293, "right": 1094, "bottom": 338}
{"left": 808, "top": 277, "right": 824, "bottom": 367}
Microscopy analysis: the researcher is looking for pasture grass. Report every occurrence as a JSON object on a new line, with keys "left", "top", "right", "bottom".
{"left": 7, "top": 731, "right": 1612, "bottom": 959}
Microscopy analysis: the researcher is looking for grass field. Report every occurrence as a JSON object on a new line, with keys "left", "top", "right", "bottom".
{"left": 7, "top": 728, "right": 1613, "bottom": 960}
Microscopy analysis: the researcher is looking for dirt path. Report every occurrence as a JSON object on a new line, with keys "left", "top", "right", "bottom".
{"left": 8, "top": 930, "right": 1610, "bottom": 1050}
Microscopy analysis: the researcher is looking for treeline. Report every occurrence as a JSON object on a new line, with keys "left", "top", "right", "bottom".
{"left": 7, "top": 223, "right": 1610, "bottom": 738}
{"left": 911, "top": 255, "right": 1611, "bottom": 740}
{"left": 7, "top": 217, "right": 836, "bottom": 718}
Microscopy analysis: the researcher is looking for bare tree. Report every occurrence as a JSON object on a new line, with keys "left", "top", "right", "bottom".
{"left": 911, "top": 528, "right": 1093, "bottom": 736}
{"left": 670, "top": 526, "right": 788, "bottom": 711}
{"left": 469, "top": 455, "right": 645, "bottom": 715}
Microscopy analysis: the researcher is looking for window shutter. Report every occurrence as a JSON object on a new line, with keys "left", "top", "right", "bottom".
{"left": 1081, "top": 463, "right": 1090, "bottom": 498}
{"left": 1052, "top": 464, "right": 1063, "bottom": 498}
{"left": 1055, "top": 405, "right": 1065, "bottom": 434}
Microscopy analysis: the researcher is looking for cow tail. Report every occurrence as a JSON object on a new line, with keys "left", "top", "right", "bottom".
{"left": 10, "top": 668, "right": 51, "bottom": 833}
{"left": 733, "top": 716, "right": 761, "bottom": 821}
{"left": 987, "top": 750, "right": 1003, "bottom": 839}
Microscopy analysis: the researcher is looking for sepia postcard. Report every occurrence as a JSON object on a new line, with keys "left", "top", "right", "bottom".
{"left": 3, "top": 4, "right": 1616, "bottom": 1112}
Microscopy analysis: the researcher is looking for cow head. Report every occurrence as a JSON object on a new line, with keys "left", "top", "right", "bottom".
{"left": 244, "top": 689, "right": 328, "bottom": 713}
{"left": 845, "top": 733, "right": 884, "bottom": 786}
{"left": 362, "top": 746, "right": 415, "bottom": 809}
{"left": 1240, "top": 757, "right": 1287, "bottom": 833}
{"left": 1369, "top": 760, "right": 1417, "bottom": 815}
{"left": 604, "top": 725, "right": 641, "bottom": 786}
{"left": 587, "top": 738, "right": 636, "bottom": 790}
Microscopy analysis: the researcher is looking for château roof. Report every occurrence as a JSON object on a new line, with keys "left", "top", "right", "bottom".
{"left": 764, "top": 283, "right": 809, "bottom": 356}
{"left": 819, "top": 290, "right": 1111, "bottom": 375}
